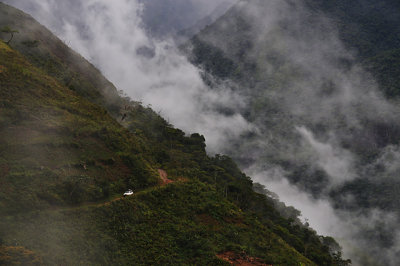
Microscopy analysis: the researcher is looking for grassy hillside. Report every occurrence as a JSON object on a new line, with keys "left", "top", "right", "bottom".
{"left": 0, "top": 40, "right": 160, "bottom": 214}
{"left": 0, "top": 40, "right": 345, "bottom": 265}
{"left": 0, "top": 2, "right": 122, "bottom": 112}
{"left": 0, "top": 2, "right": 348, "bottom": 265}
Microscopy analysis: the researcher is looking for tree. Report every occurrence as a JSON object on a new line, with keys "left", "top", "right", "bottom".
{"left": 1, "top": 26, "right": 18, "bottom": 45}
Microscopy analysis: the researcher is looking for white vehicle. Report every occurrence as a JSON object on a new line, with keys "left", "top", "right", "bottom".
{"left": 123, "top": 189, "right": 134, "bottom": 197}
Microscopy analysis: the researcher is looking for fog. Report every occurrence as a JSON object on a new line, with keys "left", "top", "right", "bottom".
{"left": 4, "top": 0, "right": 400, "bottom": 265}
{"left": 4, "top": 0, "right": 250, "bottom": 152}
{"left": 214, "top": 1, "right": 400, "bottom": 264}
{"left": 249, "top": 166, "right": 400, "bottom": 265}
{"left": 5, "top": 0, "right": 236, "bottom": 38}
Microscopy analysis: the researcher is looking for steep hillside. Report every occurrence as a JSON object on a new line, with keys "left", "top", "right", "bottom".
{"left": 188, "top": 0, "right": 400, "bottom": 199}
{"left": 190, "top": 0, "right": 400, "bottom": 97}
{"left": 304, "top": 0, "right": 400, "bottom": 97}
{"left": 0, "top": 2, "right": 121, "bottom": 112}
{"left": 0, "top": 40, "right": 159, "bottom": 213}
{"left": 187, "top": 0, "right": 400, "bottom": 264}
{"left": 188, "top": 0, "right": 400, "bottom": 214}
{"left": 0, "top": 2, "right": 347, "bottom": 265}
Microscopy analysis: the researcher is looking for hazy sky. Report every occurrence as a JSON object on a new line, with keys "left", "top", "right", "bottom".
{"left": 4, "top": 0, "right": 237, "bottom": 37}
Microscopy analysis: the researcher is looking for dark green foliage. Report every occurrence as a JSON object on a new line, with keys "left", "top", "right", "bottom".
{"left": 186, "top": 0, "right": 400, "bottom": 217}
{"left": 0, "top": 40, "right": 157, "bottom": 214}
{"left": 0, "top": 2, "right": 347, "bottom": 265}
{"left": 305, "top": 0, "right": 400, "bottom": 97}
{"left": 364, "top": 49, "right": 400, "bottom": 98}
{"left": 189, "top": 37, "right": 238, "bottom": 79}
{"left": 0, "top": 39, "right": 345, "bottom": 265}
{"left": 1, "top": 181, "right": 322, "bottom": 265}
{"left": 183, "top": 0, "right": 400, "bottom": 263}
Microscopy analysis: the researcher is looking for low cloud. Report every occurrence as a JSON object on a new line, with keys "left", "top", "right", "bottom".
{"left": 5, "top": 0, "right": 400, "bottom": 264}
{"left": 248, "top": 167, "right": 400, "bottom": 266}
{"left": 296, "top": 126, "right": 356, "bottom": 186}
{"left": 6, "top": 0, "right": 253, "bottom": 151}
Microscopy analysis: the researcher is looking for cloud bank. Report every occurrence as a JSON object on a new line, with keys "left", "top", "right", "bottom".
{"left": 6, "top": 0, "right": 252, "bottom": 152}
{"left": 5, "top": 0, "right": 400, "bottom": 264}
{"left": 194, "top": 0, "right": 400, "bottom": 264}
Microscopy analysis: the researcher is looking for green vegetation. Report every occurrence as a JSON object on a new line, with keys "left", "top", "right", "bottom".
{"left": 0, "top": 2, "right": 348, "bottom": 265}
{"left": 186, "top": 1, "right": 400, "bottom": 264}
{"left": 187, "top": 0, "right": 400, "bottom": 213}
{"left": 2, "top": 181, "right": 323, "bottom": 265}
{"left": 0, "top": 41, "right": 158, "bottom": 214}
{"left": 306, "top": 0, "right": 400, "bottom": 98}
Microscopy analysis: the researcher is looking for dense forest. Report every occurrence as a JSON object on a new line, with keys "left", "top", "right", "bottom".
{"left": 186, "top": 0, "right": 400, "bottom": 265}
{"left": 0, "top": 2, "right": 349, "bottom": 265}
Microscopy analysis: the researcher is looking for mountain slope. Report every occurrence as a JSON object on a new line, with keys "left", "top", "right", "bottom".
{"left": 1, "top": 0, "right": 235, "bottom": 40}
{"left": 304, "top": 0, "right": 400, "bottom": 97}
{"left": 0, "top": 38, "right": 159, "bottom": 213}
{"left": 0, "top": 2, "right": 347, "bottom": 265}
{"left": 188, "top": 0, "right": 400, "bottom": 216}
{"left": 187, "top": 0, "right": 400, "bottom": 264}
{"left": 139, "top": 0, "right": 235, "bottom": 38}
{"left": 0, "top": 2, "right": 122, "bottom": 112}
{"left": 176, "top": 1, "right": 235, "bottom": 43}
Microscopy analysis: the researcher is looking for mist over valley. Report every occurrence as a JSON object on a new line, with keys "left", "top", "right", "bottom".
{"left": 1, "top": 0, "right": 400, "bottom": 265}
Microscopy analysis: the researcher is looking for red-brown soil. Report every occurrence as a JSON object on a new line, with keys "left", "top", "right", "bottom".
{"left": 217, "top": 251, "right": 270, "bottom": 266}
{"left": 158, "top": 169, "right": 173, "bottom": 185}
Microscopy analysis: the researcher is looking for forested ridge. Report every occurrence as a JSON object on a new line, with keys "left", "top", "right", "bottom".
{"left": 186, "top": 0, "right": 400, "bottom": 265}
{"left": 0, "top": 2, "right": 348, "bottom": 265}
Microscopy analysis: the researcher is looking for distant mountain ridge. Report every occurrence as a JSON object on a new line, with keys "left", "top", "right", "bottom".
{"left": 0, "top": 2, "right": 347, "bottom": 265}
{"left": 176, "top": 1, "right": 235, "bottom": 43}
{"left": 2, "top": 0, "right": 236, "bottom": 40}
{"left": 187, "top": 0, "right": 400, "bottom": 265}
{"left": 140, "top": 0, "right": 235, "bottom": 38}
{"left": 304, "top": 0, "right": 400, "bottom": 97}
